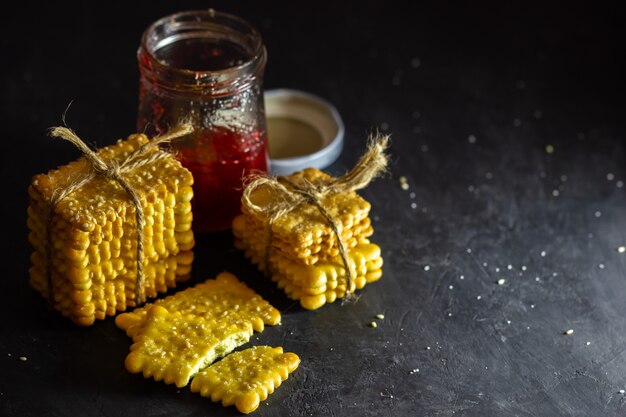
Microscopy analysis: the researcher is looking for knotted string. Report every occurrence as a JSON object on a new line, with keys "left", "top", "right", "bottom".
{"left": 44, "top": 123, "right": 193, "bottom": 305}
{"left": 242, "top": 135, "right": 389, "bottom": 299}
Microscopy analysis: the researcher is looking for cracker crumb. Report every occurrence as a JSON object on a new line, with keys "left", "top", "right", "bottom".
{"left": 497, "top": 278, "right": 506, "bottom": 285}
{"left": 564, "top": 329, "right": 574, "bottom": 335}
{"left": 375, "top": 314, "right": 385, "bottom": 320}
{"left": 369, "top": 321, "right": 378, "bottom": 328}
{"left": 19, "top": 356, "right": 27, "bottom": 362}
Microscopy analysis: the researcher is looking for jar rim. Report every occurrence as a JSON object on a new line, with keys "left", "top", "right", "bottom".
{"left": 139, "top": 9, "right": 265, "bottom": 77}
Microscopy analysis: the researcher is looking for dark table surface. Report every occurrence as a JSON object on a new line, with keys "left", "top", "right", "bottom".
{"left": 2, "top": 1, "right": 626, "bottom": 416}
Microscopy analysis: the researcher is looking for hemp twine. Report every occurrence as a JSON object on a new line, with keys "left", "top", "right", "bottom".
{"left": 44, "top": 123, "right": 193, "bottom": 306}
{"left": 242, "top": 134, "right": 389, "bottom": 300}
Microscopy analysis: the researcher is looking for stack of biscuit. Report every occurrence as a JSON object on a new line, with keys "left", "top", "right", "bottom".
{"left": 27, "top": 133, "right": 195, "bottom": 326}
{"left": 233, "top": 168, "right": 383, "bottom": 310}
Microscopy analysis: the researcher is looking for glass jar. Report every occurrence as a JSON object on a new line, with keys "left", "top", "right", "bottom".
{"left": 137, "top": 9, "right": 268, "bottom": 232}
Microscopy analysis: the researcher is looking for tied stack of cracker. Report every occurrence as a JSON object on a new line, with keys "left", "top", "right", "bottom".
{"left": 233, "top": 136, "right": 389, "bottom": 309}
{"left": 27, "top": 125, "right": 195, "bottom": 325}
{"left": 116, "top": 271, "right": 299, "bottom": 414}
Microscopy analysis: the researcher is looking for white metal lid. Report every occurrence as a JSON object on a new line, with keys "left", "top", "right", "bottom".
{"left": 264, "top": 88, "right": 344, "bottom": 175}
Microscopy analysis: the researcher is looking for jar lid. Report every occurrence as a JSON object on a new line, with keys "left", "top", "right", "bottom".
{"left": 264, "top": 89, "right": 344, "bottom": 175}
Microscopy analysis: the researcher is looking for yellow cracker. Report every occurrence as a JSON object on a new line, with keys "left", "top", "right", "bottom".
{"left": 235, "top": 213, "right": 373, "bottom": 265}
{"left": 124, "top": 305, "right": 252, "bottom": 388}
{"left": 115, "top": 272, "right": 280, "bottom": 338}
{"left": 239, "top": 236, "right": 382, "bottom": 286}
{"left": 241, "top": 168, "right": 371, "bottom": 247}
{"left": 274, "top": 268, "right": 381, "bottom": 310}
{"left": 269, "top": 242, "right": 381, "bottom": 288}
{"left": 190, "top": 346, "right": 300, "bottom": 414}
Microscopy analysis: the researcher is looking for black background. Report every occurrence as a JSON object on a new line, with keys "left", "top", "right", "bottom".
{"left": 2, "top": 1, "right": 626, "bottom": 416}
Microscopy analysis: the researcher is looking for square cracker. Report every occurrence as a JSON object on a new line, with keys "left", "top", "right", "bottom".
{"left": 190, "top": 346, "right": 300, "bottom": 414}
{"left": 124, "top": 305, "right": 252, "bottom": 388}
{"left": 115, "top": 271, "right": 281, "bottom": 338}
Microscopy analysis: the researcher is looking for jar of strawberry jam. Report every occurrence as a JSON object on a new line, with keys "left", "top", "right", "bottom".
{"left": 137, "top": 9, "right": 269, "bottom": 232}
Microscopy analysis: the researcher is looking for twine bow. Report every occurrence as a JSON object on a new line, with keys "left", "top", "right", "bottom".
{"left": 44, "top": 123, "right": 193, "bottom": 306}
{"left": 242, "top": 134, "right": 389, "bottom": 299}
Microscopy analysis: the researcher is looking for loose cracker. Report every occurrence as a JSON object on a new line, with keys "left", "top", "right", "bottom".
{"left": 115, "top": 272, "right": 281, "bottom": 338}
{"left": 124, "top": 305, "right": 252, "bottom": 388}
{"left": 190, "top": 346, "right": 300, "bottom": 414}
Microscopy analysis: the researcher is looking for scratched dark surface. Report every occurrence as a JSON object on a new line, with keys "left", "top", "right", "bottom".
{"left": 2, "top": 1, "right": 626, "bottom": 416}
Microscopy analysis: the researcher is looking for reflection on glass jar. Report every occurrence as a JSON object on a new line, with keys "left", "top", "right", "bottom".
{"left": 137, "top": 9, "right": 268, "bottom": 232}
